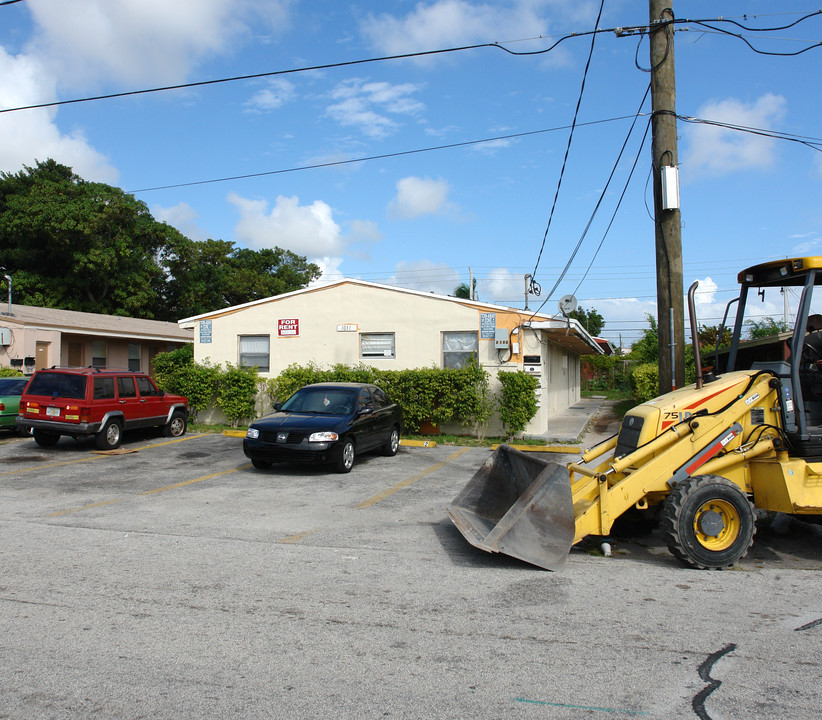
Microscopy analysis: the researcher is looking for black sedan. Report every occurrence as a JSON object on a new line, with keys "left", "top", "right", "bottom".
{"left": 243, "top": 382, "right": 402, "bottom": 473}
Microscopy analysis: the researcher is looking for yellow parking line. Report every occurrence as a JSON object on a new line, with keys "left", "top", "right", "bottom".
{"left": 0, "top": 433, "right": 208, "bottom": 478}
{"left": 135, "top": 434, "right": 210, "bottom": 450}
{"left": 47, "top": 499, "right": 122, "bottom": 517}
{"left": 138, "top": 464, "right": 251, "bottom": 495}
{"left": 357, "top": 447, "right": 470, "bottom": 509}
{"left": 278, "top": 527, "right": 321, "bottom": 544}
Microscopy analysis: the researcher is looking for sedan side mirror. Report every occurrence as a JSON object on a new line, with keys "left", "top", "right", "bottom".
{"left": 358, "top": 406, "right": 373, "bottom": 416}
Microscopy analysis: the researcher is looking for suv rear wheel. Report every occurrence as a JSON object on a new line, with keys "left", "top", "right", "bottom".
{"left": 162, "top": 411, "right": 187, "bottom": 438}
{"left": 33, "top": 430, "right": 60, "bottom": 447}
{"left": 96, "top": 419, "right": 123, "bottom": 450}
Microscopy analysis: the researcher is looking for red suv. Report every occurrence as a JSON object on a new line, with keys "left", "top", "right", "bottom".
{"left": 17, "top": 368, "right": 188, "bottom": 449}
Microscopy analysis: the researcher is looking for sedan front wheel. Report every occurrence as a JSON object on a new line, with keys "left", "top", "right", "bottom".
{"left": 382, "top": 427, "right": 400, "bottom": 456}
{"left": 336, "top": 438, "right": 355, "bottom": 473}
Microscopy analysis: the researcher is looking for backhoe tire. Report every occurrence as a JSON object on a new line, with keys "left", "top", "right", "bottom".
{"left": 661, "top": 475, "right": 755, "bottom": 570}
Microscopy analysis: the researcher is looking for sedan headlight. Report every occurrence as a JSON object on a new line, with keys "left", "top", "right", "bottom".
{"left": 309, "top": 431, "right": 339, "bottom": 442}
{"left": 246, "top": 427, "right": 260, "bottom": 439}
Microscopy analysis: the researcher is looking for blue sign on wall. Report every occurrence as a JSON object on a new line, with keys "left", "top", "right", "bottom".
{"left": 200, "top": 319, "right": 212, "bottom": 344}
{"left": 480, "top": 313, "right": 496, "bottom": 339}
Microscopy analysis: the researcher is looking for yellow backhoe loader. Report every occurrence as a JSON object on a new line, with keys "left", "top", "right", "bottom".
{"left": 448, "top": 256, "right": 822, "bottom": 570}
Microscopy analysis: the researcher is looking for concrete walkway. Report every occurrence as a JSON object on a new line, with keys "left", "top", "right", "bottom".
{"left": 526, "top": 396, "right": 616, "bottom": 445}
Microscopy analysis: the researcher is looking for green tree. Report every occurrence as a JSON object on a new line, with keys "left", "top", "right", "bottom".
{"left": 0, "top": 159, "right": 173, "bottom": 318}
{"left": 698, "top": 323, "right": 733, "bottom": 351}
{"left": 568, "top": 306, "right": 604, "bottom": 337}
{"left": 628, "top": 314, "right": 659, "bottom": 364}
{"left": 0, "top": 159, "right": 322, "bottom": 320}
{"left": 160, "top": 238, "right": 321, "bottom": 318}
{"left": 745, "top": 316, "right": 790, "bottom": 340}
{"left": 453, "top": 279, "right": 477, "bottom": 300}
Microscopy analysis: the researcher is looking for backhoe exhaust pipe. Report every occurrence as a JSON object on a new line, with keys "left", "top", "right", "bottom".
{"left": 688, "top": 281, "right": 704, "bottom": 390}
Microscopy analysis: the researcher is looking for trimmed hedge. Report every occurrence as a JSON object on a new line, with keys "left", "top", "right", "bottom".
{"left": 266, "top": 361, "right": 493, "bottom": 434}
{"left": 153, "top": 353, "right": 540, "bottom": 436}
{"left": 153, "top": 347, "right": 257, "bottom": 426}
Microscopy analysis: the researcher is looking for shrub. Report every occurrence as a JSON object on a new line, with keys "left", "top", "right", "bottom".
{"left": 581, "top": 355, "right": 630, "bottom": 393}
{"left": 0, "top": 367, "right": 24, "bottom": 377}
{"left": 497, "top": 371, "right": 539, "bottom": 438}
{"left": 630, "top": 363, "right": 659, "bottom": 403}
{"left": 152, "top": 344, "right": 194, "bottom": 387}
{"left": 217, "top": 364, "right": 259, "bottom": 427}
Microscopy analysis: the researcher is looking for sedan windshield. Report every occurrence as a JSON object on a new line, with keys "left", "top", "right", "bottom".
{"left": 281, "top": 388, "right": 357, "bottom": 415}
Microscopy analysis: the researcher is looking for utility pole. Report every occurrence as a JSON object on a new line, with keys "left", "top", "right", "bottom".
{"left": 649, "top": 0, "right": 685, "bottom": 390}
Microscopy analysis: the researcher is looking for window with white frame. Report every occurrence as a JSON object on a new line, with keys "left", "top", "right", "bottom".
{"left": 360, "top": 333, "right": 395, "bottom": 359}
{"left": 442, "top": 331, "right": 478, "bottom": 369}
{"left": 239, "top": 335, "right": 270, "bottom": 372}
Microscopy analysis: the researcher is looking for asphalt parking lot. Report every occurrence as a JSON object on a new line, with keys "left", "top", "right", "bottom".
{"left": 1, "top": 428, "right": 822, "bottom": 720}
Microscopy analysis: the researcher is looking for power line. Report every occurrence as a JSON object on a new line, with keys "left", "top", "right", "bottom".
{"left": 0, "top": 29, "right": 614, "bottom": 117}
{"left": 128, "top": 113, "right": 645, "bottom": 193}
{"left": 676, "top": 114, "right": 822, "bottom": 152}
{"left": 542, "top": 83, "right": 652, "bottom": 301}
{"left": 528, "top": 0, "right": 604, "bottom": 296}
{"left": 0, "top": 10, "right": 816, "bottom": 119}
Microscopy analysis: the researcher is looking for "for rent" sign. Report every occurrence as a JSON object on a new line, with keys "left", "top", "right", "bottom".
{"left": 278, "top": 318, "right": 299, "bottom": 337}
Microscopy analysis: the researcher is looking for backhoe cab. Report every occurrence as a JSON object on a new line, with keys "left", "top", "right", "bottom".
{"left": 448, "top": 257, "right": 822, "bottom": 570}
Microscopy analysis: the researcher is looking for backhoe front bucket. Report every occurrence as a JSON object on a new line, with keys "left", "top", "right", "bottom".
{"left": 446, "top": 444, "right": 574, "bottom": 571}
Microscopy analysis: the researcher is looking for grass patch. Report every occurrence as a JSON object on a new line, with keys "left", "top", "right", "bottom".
{"left": 402, "top": 433, "right": 543, "bottom": 448}
{"left": 189, "top": 421, "right": 237, "bottom": 434}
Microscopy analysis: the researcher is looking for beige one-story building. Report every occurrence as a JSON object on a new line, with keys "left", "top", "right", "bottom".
{"left": 0, "top": 304, "right": 193, "bottom": 375}
{"left": 178, "top": 279, "right": 602, "bottom": 436}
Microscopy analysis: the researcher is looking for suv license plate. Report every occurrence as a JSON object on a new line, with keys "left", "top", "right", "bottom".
{"left": 46, "top": 407, "right": 60, "bottom": 417}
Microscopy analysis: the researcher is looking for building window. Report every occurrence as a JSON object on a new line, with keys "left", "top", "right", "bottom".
{"left": 128, "top": 343, "right": 141, "bottom": 372}
{"left": 442, "top": 331, "right": 478, "bottom": 369}
{"left": 360, "top": 333, "right": 395, "bottom": 359}
{"left": 239, "top": 335, "right": 270, "bottom": 372}
{"left": 91, "top": 340, "right": 107, "bottom": 369}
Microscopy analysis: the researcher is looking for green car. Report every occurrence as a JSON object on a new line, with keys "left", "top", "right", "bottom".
{"left": 0, "top": 376, "right": 28, "bottom": 432}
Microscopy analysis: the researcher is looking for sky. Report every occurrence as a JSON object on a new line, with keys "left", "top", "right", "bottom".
{"left": 0, "top": 0, "right": 820, "bottom": 347}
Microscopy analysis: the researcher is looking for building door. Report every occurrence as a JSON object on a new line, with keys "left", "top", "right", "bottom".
{"left": 35, "top": 341, "right": 50, "bottom": 371}
{"left": 68, "top": 342, "right": 83, "bottom": 367}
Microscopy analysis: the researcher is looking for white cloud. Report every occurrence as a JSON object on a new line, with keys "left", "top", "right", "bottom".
{"left": 152, "top": 202, "right": 209, "bottom": 243}
{"left": 228, "top": 192, "right": 345, "bottom": 258}
{"left": 0, "top": 47, "right": 117, "bottom": 181}
{"left": 348, "top": 219, "right": 382, "bottom": 244}
{"left": 388, "top": 176, "right": 451, "bottom": 219}
{"left": 246, "top": 78, "right": 296, "bottom": 112}
{"left": 792, "top": 236, "right": 822, "bottom": 255}
{"left": 683, "top": 94, "right": 787, "bottom": 176}
{"left": 310, "top": 257, "right": 346, "bottom": 285}
{"left": 386, "top": 260, "right": 462, "bottom": 296}
{"left": 326, "top": 78, "right": 425, "bottom": 138}
{"left": 26, "top": 0, "right": 292, "bottom": 88}
{"left": 693, "top": 276, "right": 719, "bottom": 307}
{"left": 480, "top": 268, "right": 525, "bottom": 303}
{"left": 360, "top": 1, "right": 550, "bottom": 56}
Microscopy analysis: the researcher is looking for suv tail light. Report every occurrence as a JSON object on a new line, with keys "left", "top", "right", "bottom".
{"left": 79, "top": 407, "right": 91, "bottom": 423}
